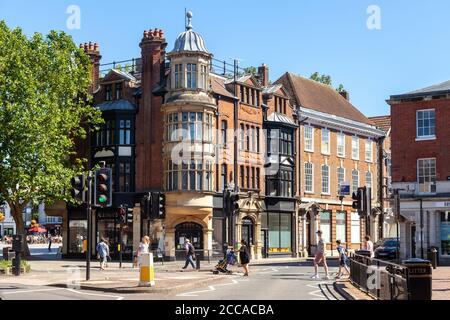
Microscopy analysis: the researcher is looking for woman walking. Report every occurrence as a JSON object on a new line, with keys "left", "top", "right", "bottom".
{"left": 239, "top": 240, "right": 250, "bottom": 276}
{"left": 96, "top": 238, "right": 109, "bottom": 270}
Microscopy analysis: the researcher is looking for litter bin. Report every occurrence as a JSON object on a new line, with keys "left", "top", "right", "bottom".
{"left": 403, "top": 258, "right": 432, "bottom": 300}
{"left": 2, "top": 247, "right": 15, "bottom": 261}
{"left": 427, "top": 247, "right": 438, "bottom": 269}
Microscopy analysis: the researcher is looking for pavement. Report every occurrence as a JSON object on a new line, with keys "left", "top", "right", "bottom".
{"left": 432, "top": 266, "right": 450, "bottom": 300}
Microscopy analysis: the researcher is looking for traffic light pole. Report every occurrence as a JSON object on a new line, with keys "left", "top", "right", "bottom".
{"left": 86, "top": 173, "right": 92, "bottom": 281}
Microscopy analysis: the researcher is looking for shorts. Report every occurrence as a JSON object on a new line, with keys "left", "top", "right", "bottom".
{"left": 314, "top": 253, "right": 326, "bottom": 265}
{"left": 339, "top": 258, "right": 348, "bottom": 267}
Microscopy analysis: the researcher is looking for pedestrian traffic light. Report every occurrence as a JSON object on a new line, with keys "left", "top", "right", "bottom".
{"left": 352, "top": 187, "right": 366, "bottom": 214}
{"left": 94, "top": 168, "right": 112, "bottom": 207}
{"left": 70, "top": 174, "right": 86, "bottom": 202}
{"left": 157, "top": 193, "right": 166, "bottom": 219}
{"left": 118, "top": 206, "right": 126, "bottom": 225}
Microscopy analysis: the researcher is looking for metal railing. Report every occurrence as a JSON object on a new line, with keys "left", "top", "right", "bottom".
{"left": 349, "top": 253, "right": 410, "bottom": 300}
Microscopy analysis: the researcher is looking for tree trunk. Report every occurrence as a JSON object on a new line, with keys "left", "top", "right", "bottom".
{"left": 9, "top": 202, "right": 31, "bottom": 258}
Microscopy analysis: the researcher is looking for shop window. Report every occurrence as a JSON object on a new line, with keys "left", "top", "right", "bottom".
{"left": 336, "top": 211, "right": 347, "bottom": 243}
{"left": 441, "top": 212, "right": 450, "bottom": 256}
{"left": 268, "top": 212, "right": 292, "bottom": 253}
{"left": 69, "top": 220, "right": 87, "bottom": 254}
{"left": 320, "top": 211, "right": 331, "bottom": 244}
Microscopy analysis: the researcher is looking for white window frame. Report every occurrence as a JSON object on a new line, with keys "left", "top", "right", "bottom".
{"left": 337, "top": 132, "right": 345, "bottom": 158}
{"left": 304, "top": 125, "right": 314, "bottom": 152}
{"left": 321, "top": 128, "right": 330, "bottom": 155}
{"left": 365, "top": 171, "right": 372, "bottom": 190}
{"left": 416, "top": 109, "right": 436, "bottom": 140}
{"left": 337, "top": 167, "right": 346, "bottom": 193}
{"left": 321, "top": 164, "right": 330, "bottom": 195}
{"left": 365, "top": 139, "right": 373, "bottom": 162}
{"left": 417, "top": 158, "right": 437, "bottom": 194}
{"left": 305, "top": 162, "right": 314, "bottom": 194}
{"left": 352, "top": 136, "right": 360, "bottom": 160}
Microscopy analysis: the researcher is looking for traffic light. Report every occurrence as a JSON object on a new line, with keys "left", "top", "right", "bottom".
{"left": 118, "top": 206, "right": 126, "bottom": 225}
{"left": 0, "top": 212, "right": 5, "bottom": 222}
{"left": 141, "top": 193, "right": 151, "bottom": 219}
{"left": 157, "top": 193, "right": 166, "bottom": 219}
{"left": 94, "top": 168, "right": 112, "bottom": 207}
{"left": 230, "top": 193, "right": 240, "bottom": 213}
{"left": 126, "top": 208, "right": 133, "bottom": 224}
{"left": 352, "top": 187, "right": 366, "bottom": 214}
{"left": 70, "top": 174, "right": 86, "bottom": 202}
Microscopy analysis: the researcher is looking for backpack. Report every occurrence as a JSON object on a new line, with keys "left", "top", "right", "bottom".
{"left": 188, "top": 243, "right": 196, "bottom": 256}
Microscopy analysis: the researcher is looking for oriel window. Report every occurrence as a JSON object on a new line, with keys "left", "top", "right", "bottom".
{"left": 119, "top": 120, "right": 131, "bottom": 145}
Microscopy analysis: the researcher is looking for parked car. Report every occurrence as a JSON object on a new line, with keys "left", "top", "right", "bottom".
{"left": 374, "top": 238, "right": 400, "bottom": 260}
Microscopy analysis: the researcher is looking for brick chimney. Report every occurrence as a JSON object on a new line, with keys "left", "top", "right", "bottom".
{"left": 258, "top": 64, "right": 269, "bottom": 87}
{"left": 80, "top": 42, "right": 101, "bottom": 93}
{"left": 339, "top": 90, "right": 350, "bottom": 101}
{"left": 136, "top": 29, "right": 167, "bottom": 191}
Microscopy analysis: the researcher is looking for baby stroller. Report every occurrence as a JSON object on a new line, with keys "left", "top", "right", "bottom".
{"left": 213, "top": 249, "right": 237, "bottom": 275}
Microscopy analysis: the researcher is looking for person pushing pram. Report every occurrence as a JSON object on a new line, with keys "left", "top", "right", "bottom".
{"left": 213, "top": 247, "right": 237, "bottom": 274}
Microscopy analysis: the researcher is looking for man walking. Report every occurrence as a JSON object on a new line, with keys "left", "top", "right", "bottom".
{"left": 96, "top": 238, "right": 110, "bottom": 270}
{"left": 311, "top": 230, "right": 331, "bottom": 280}
{"left": 182, "top": 239, "right": 197, "bottom": 270}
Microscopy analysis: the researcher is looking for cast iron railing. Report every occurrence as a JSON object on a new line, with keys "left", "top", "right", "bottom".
{"left": 349, "top": 253, "right": 410, "bottom": 300}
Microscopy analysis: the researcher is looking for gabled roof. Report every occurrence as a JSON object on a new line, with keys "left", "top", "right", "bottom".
{"left": 102, "top": 69, "right": 137, "bottom": 83}
{"left": 275, "top": 72, "right": 373, "bottom": 125}
{"left": 369, "top": 115, "right": 391, "bottom": 133}
{"left": 390, "top": 79, "right": 450, "bottom": 100}
{"left": 262, "top": 84, "right": 283, "bottom": 95}
{"left": 97, "top": 99, "right": 136, "bottom": 112}
{"left": 211, "top": 73, "right": 235, "bottom": 99}
{"left": 225, "top": 74, "right": 261, "bottom": 88}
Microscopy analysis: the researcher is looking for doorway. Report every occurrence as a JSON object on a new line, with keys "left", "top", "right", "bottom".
{"left": 411, "top": 224, "right": 417, "bottom": 258}
{"left": 261, "top": 229, "right": 269, "bottom": 258}
{"left": 175, "top": 222, "right": 203, "bottom": 259}
{"left": 241, "top": 217, "right": 254, "bottom": 245}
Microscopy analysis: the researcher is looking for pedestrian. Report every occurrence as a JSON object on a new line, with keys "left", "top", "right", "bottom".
{"left": 336, "top": 240, "right": 350, "bottom": 279}
{"left": 239, "top": 240, "right": 250, "bottom": 276}
{"left": 363, "top": 235, "right": 375, "bottom": 258}
{"left": 48, "top": 235, "right": 52, "bottom": 252}
{"left": 182, "top": 239, "right": 197, "bottom": 270}
{"left": 136, "top": 236, "right": 150, "bottom": 268}
{"left": 311, "top": 230, "right": 331, "bottom": 280}
{"left": 96, "top": 238, "right": 109, "bottom": 270}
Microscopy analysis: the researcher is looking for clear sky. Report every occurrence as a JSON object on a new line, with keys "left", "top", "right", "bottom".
{"left": 1, "top": 0, "right": 450, "bottom": 117}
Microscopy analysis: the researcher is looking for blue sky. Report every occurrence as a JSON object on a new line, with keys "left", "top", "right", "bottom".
{"left": 1, "top": 0, "right": 450, "bottom": 117}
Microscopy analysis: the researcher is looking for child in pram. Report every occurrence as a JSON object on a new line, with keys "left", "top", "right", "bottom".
{"left": 213, "top": 248, "right": 237, "bottom": 274}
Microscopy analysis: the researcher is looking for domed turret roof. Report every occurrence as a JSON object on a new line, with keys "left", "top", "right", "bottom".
{"left": 171, "top": 12, "right": 209, "bottom": 54}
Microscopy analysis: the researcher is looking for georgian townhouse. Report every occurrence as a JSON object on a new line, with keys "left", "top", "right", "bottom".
{"left": 369, "top": 115, "right": 397, "bottom": 239}
{"left": 276, "top": 73, "right": 385, "bottom": 256}
{"left": 388, "top": 81, "right": 450, "bottom": 264}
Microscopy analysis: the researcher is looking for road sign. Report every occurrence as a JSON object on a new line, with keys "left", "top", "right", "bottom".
{"left": 339, "top": 183, "right": 351, "bottom": 196}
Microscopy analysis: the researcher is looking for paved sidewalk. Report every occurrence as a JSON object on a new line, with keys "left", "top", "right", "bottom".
{"left": 433, "top": 266, "right": 450, "bottom": 300}
{"left": 333, "top": 279, "right": 374, "bottom": 300}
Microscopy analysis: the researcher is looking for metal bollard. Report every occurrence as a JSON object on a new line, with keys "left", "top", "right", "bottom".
{"left": 196, "top": 255, "right": 201, "bottom": 270}
{"left": 139, "top": 253, "right": 155, "bottom": 287}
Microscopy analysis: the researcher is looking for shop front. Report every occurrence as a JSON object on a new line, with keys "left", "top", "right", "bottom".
{"left": 440, "top": 211, "right": 450, "bottom": 259}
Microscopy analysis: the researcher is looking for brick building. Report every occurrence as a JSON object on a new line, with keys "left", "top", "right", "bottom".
{"left": 277, "top": 73, "right": 385, "bottom": 255}
{"left": 388, "top": 81, "right": 450, "bottom": 264}
{"left": 63, "top": 12, "right": 385, "bottom": 260}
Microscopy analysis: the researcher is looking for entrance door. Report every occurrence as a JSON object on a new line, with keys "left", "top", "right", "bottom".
{"left": 411, "top": 224, "right": 417, "bottom": 258}
{"left": 241, "top": 218, "right": 254, "bottom": 245}
{"left": 175, "top": 222, "right": 203, "bottom": 259}
{"left": 261, "top": 229, "right": 269, "bottom": 258}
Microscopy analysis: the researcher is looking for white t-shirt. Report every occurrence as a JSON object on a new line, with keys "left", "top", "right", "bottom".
{"left": 366, "top": 241, "right": 374, "bottom": 258}
{"left": 138, "top": 243, "right": 149, "bottom": 256}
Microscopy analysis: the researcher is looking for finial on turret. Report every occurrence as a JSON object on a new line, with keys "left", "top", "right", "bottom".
{"left": 186, "top": 11, "right": 193, "bottom": 30}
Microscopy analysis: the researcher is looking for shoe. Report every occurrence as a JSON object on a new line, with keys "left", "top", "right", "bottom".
{"left": 310, "top": 274, "right": 319, "bottom": 279}
{"left": 324, "top": 275, "right": 332, "bottom": 280}
{"left": 335, "top": 275, "right": 342, "bottom": 279}
{"left": 244, "top": 273, "right": 249, "bottom": 277}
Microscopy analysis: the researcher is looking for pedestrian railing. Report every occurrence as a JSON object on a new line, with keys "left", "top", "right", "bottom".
{"left": 174, "top": 250, "right": 212, "bottom": 264}
{"left": 349, "top": 253, "right": 409, "bottom": 300}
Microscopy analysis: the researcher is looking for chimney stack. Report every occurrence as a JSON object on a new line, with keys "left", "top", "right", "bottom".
{"left": 258, "top": 64, "right": 269, "bottom": 87}
{"left": 80, "top": 42, "right": 101, "bottom": 93}
{"left": 339, "top": 90, "right": 350, "bottom": 101}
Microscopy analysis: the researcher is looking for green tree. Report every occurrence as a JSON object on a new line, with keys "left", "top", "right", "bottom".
{"left": 309, "top": 72, "right": 345, "bottom": 92}
{"left": 0, "top": 21, "right": 103, "bottom": 255}
{"left": 244, "top": 66, "right": 257, "bottom": 75}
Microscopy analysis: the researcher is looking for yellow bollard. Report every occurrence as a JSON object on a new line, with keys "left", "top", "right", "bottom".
{"left": 139, "top": 253, "right": 155, "bottom": 287}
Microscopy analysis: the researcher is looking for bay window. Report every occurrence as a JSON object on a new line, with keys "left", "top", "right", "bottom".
{"left": 187, "top": 63, "right": 197, "bottom": 89}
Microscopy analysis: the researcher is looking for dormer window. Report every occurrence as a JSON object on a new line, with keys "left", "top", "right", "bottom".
{"left": 105, "top": 84, "right": 112, "bottom": 101}
{"left": 115, "top": 83, "right": 122, "bottom": 100}
{"left": 187, "top": 63, "right": 197, "bottom": 89}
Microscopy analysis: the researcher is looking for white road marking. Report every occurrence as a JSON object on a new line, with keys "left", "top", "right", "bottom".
{"left": 177, "top": 277, "right": 243, "bottom": 297}
{"left": 66, "top": 288, "right": 124, "bottom": 300}
{"left": 0, "top": 288, "right": 64, "bottom": 295}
